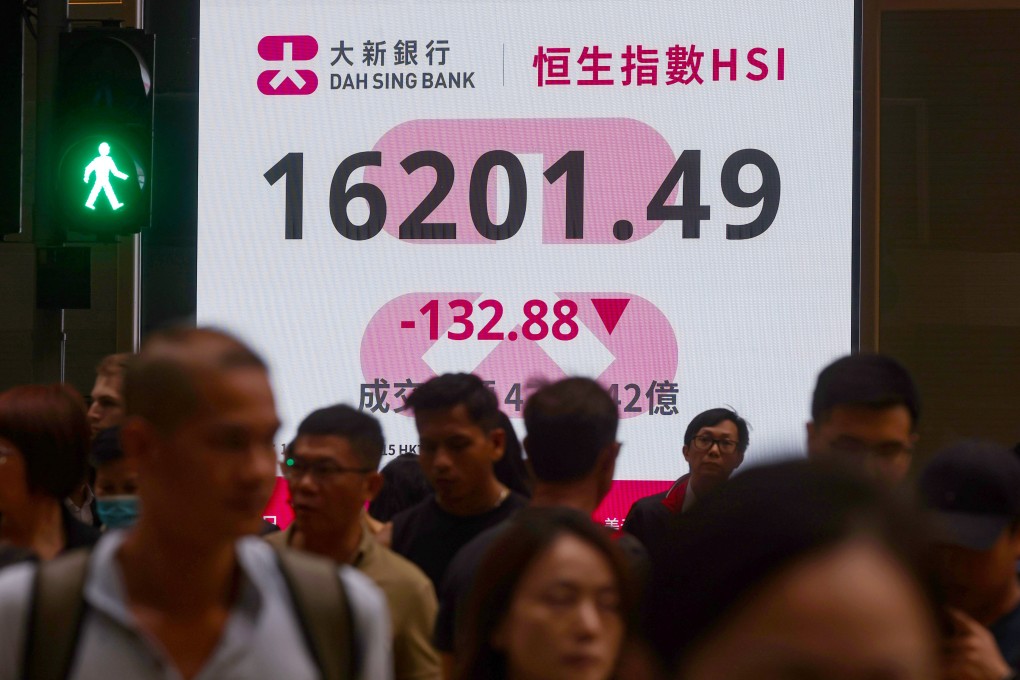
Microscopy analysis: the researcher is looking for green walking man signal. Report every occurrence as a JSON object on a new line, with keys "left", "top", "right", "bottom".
{"left": 54, "top": 29, "right": 154, "bottom": 239}
{"left": 83, "top": 142, "right": 128, "bottom": 211}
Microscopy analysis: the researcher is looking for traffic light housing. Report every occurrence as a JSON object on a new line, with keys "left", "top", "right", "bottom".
{"left": 55, "top": 29, "right": 154, "bottom": 241}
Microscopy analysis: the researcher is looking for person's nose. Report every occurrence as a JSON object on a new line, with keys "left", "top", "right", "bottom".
{"left": 241, "top": 440, "right": 277, "bottom": 488}
{"left": 292, "top": 467, "right": 320, "bottom": 493}
{"left": 86, "top": 401, "right": 101, "bottom": 423}
{"left": 574, "top": 599, "right": 602, "bottom": 639}
{"left": 431, "top": 447, "right": 454, "bottom": 472}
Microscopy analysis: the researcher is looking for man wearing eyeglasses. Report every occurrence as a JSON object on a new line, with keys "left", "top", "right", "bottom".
{"left": 623, "top": 408, "right": 749, "bottom": 552}
{"left": 268, "top": 405, "right": 440, "bottom": 680}
{"left": 806, "top": 354, "right": 920, "bottom": 485}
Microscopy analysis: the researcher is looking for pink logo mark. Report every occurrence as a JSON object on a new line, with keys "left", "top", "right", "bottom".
{"left": 257, "top": 35, "right": 319, "bottom": 96}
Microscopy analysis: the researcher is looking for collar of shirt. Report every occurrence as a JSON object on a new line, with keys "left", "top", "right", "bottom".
{"left": 281, "top": 515, "right": 378, "bottom": 569}
{"left": 64, "top": 486, "right": 96, "bottom": 526}
{"left": 84, "top": 531, "right": 264, "bottom": 633}
{"left": 352, "top": 516, "right": 378, "bottom": 570}
{"left": 681, "top": 482, "right": 698, "bottom": 512}
{"left": 661, "top": 475, "right": 690, "bottom": 514}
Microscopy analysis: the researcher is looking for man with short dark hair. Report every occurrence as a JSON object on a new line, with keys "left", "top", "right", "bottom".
{"left": 65, "top": 353, "right": 132, "bottom": 528}
{"left": 919, "top": 441, "right": 1020, "bottom": 679}
{"left": 0, "top": 328, "right": 392, "bottom": 679}
{"left": 433, "top": 377, "right": 643, "bottom": 678}
{"left": 388, "top": 373, "right": 527, "bottom": 590}
{"left": 623, "top": 407, "right": 749, "bottom": 551}
{"left": 268, "top": 405, "right": 439, "bottom": 680}
{"left": 807, "top": 353, "right": 920, "bottom": 484}
{"left": 87, "top": 353, "right": 131, "bottom": 437}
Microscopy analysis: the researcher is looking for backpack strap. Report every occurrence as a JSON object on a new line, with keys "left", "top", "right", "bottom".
{"left": 23, "top": 548, "right": 92, "bottom": 680}
{"left": 274, "top": 547, "right": 358, "bottom": 680}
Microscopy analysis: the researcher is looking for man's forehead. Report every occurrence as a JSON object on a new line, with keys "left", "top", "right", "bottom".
{"left": 822, "top": 403, "right": 913, "bottom": 432}
{"left": 93, "top": 372, "right": 122, "bottom": 392}
{"left": 143, "top": 364, "right": 274, "bottom": 433}
{"left": 697, "top": 421, "right": 737, "bottom": 434}
{"left": 188, "top": 366, "right": 275, "bottom": 416}
{"left": 294, "top": 433, "right": 353, "bottom": 458}
{"left": 416, "top": 404, "right": 483, "bottom": 433}
{"left": 143, "top": 332, "right": 253, "bottom": 369}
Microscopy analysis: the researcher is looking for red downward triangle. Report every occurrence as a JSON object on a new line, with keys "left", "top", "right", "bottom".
{"left": 591, "top": 298, "right": 630, "bottom": 336}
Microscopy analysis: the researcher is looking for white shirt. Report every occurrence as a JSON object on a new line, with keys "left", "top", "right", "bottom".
{"left": 64, "top": 485, "right": 96, "bottom": 526}
{"left": 0, "top": 531, "right": 393, "bottom": 680}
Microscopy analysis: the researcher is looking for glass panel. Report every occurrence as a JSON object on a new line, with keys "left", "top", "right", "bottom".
{"left": 880, "top": 10, "right": 1020, "bottom": 455}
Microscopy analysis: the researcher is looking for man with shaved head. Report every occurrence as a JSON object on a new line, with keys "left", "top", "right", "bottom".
{"left": 0, "top": 327, "right": 393, "bottom": 680}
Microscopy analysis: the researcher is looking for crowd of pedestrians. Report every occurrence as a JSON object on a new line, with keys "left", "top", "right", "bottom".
{"left": 0, "top": 325, "right": 1017, "bottom": 680}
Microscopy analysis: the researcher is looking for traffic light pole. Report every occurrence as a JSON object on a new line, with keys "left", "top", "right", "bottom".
{"left": 32, "top": 0, "right": 67, "bottom": 382}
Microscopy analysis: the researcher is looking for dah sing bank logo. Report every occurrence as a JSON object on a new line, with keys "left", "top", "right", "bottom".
{"left": 258, "top": 35, "right": 319, "bottom": 95}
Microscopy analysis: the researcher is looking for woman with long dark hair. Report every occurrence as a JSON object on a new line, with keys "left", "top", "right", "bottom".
{"left": 0, "top": 385, "right": 99, "bottom": 567}
{"left": 455, "top": 507, "right": 636, "bottom": 680}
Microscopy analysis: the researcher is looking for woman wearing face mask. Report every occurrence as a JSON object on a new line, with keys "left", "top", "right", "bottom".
{"left": 455, "top": 507, "right": 636, "bottom": 680}
{"left": 91, "top": 426, "right": 141, "bottom": 530}
{"left": 0, "top": 385, "right": 100, "bottom": 568}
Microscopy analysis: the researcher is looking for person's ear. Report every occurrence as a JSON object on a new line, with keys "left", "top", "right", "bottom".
{"left": 594, "top": 443, "right": 621, "bottom": 505}
{"left": 601, "top": 442, "right": 621, "bottom": 479}
{"left": 682, "top": 444, "right": 691, "bottom": 463}
{"left": 735, "top": 447, "right": 746, "bottom": 468}
{"left": 365, "top": 471, "right": 384, "bottom": 501}
{"left": 489, "top": 427, "right": 506, "bottom": 462}
{"left": 1008, "top": 524, "right": 1020, "bottom": 559}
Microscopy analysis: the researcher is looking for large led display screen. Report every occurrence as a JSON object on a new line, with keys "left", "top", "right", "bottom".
{"left": 198, "top": 1, "right": 856, "bottom": 526}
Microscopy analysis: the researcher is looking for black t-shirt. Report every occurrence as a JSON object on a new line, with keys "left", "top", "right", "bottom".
{"left": 390, "top": 492, "right": 527, "bottom": 590}
{"left": 433, "top": 512, "right": 648, "bottom": 652}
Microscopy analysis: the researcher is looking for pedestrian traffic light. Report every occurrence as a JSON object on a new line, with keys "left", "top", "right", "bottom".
{"left": 55, "top": 29, "right": 153, "bottom": 240}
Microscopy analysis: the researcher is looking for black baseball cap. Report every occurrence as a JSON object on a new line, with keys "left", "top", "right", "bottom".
{"left": 918, "top": 440, "right": 1020, "bottom": 550}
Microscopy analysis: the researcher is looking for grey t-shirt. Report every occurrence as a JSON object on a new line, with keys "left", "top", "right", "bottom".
{"left": 0, "top": 531, "right": 393, "bottom": 680}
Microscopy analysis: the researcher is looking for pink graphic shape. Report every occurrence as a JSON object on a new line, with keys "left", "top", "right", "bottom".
{"left": 263, "top": 477, "right": 294, "bottom": 529}
{"left": 593, "top": 479, "right": 675, "bottom": 527}
{"left": 257, "top": 70, "right": 318, "bottom": 96}
{"left": 561, "top": 292, "right": 678, "bottom": 413}
{"left": 366, "top": 118, "right": 677, "bottom": 244}
{"left": 361, "top": 292, "right": 482, "bottom": 411}
{"left": 258, "top": 35, "right": 318, "bottom": 61}
{"left": 473, "top": 324, "right": 569, "bottom": 417}
{"left": 361, "top": 292, "right": 677, "bottom": 419}
{"left": 591, "top": 298, "right": 630, "bottom": 335}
